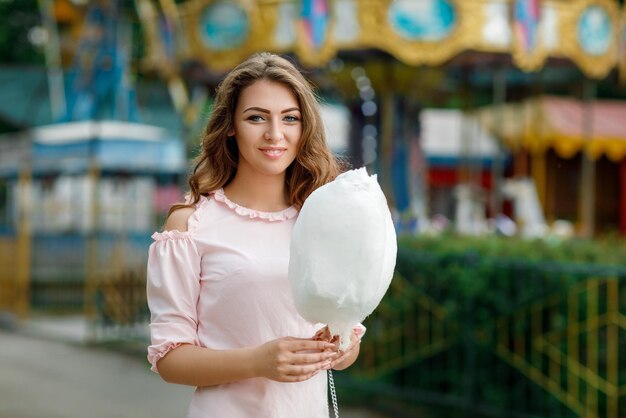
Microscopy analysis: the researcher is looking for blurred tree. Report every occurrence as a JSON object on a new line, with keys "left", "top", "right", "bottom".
{"left": 0, "top": 0, "right": 44, "bottom": 64}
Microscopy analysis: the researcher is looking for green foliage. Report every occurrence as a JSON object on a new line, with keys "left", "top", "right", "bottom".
{"left": 347, "top": 235, "right": 626, "bottom": 417}
{"left": 395, "top": 234, "right": 626, "bottom": 332}
{"left": 399, "top": 233, "right": 626, "bottom": 266}
{"left": 0, "top": 0, "right": 44, "bottom": 64}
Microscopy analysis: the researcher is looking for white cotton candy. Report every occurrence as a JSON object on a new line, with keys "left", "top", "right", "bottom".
{"left": 288, "top": 167, "right": 397, "bottom": 350}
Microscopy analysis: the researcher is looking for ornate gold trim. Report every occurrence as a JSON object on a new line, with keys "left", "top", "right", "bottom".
{"left": 511, "top": 0, "right": 549, "bottom": 72}
{"left": 261, "top": 1, "right": 294, "bottom": 55}
{"left": 294, "top": 0, "right": 338, "bottom": 67}
{"left": 181, "top": 0, "right": 272, "bottom": 71}
{"left": 156, "top": 0, "right": 623, "bottom": 78}
{"left": 357, "top": 0, "right": 469, "bottom": 66}
{"left": 328, "top": 0, "right": 363, "bottom": 50}
{"left": 560, "top": 0, "right": 620, "bottom": 79}
{"left": 468, "top": 0, "right": 512, "bottom": 54}
{"left": 134, "top": 0, "right": 166, "bottom": 73}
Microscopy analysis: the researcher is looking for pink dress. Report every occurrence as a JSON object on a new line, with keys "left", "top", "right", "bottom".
{"left": 146, "top": 189, "right": 328, "bottom": 418}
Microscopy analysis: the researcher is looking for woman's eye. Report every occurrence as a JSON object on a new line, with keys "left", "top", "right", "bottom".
{"left": 248, "top": 115, "right": 265, "bottom": 122}
{"left": 284, "top": 115, "right": 300, "bottom": 122}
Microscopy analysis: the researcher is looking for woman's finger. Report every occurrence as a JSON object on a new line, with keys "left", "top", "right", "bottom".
{"left": 329, "top": 332, "right": 360, "bottom": 368}
{"left": 283, "top": 369, "right": 321, "bottom": 383}
{"left": 330, "top": 349, "right": 351, "bottom": 368}
{"left": 312, "top": 326, "right": 331, "bottom": 342}
{"left": 285, "top": 338, "right": 336, "bottom": 352}
{"left": 290, "top": 351, "right": 337, "bottom": 365}
{"left": 284, "top": 360, "right": 331, "bottom": 377}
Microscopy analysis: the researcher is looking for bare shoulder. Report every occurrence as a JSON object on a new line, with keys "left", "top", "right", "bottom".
{"left": 163, "top": 206, "right": 196, "bottom": 232}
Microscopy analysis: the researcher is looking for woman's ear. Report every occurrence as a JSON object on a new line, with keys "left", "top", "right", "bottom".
{"left": 227, "top": 129, "right": 235, "bottom": 137}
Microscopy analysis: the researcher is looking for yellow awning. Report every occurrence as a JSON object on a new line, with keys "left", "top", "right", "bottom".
{"left": 478, "top": 96, "right": 626, "bottom": 162}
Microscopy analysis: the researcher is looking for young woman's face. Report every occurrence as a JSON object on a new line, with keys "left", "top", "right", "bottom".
{"left": 230, "top": 79, "right": 302, "bottom": 180}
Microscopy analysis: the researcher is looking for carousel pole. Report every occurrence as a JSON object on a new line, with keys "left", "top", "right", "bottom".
{"left": 159, "top": 0, "right": 190, "bottom": 115}
{"left": 15, "top": 153, "right": 32, "bottom": 320}
{"left": 37, "top": 0, "right": 66, "bottom": 120}
{"left": 379, "top": 61, "right": 395, "bottom": 209}
{"left": 459, "top": 66, "right": 471, "bottom": 186}
{"left": 579, "top": 78, "right": 596, "bottom": 238}
{"left": 533, "top": 72, "right": 547, "bottom": 214}
{"left": 84, "top": 135, "right": 100, "bottom": 340}
{"left": 490, "top": 65, "right": 506, "bottom": 219}
{"left": 83, "top": 0, "right": 119, "bottom": 341}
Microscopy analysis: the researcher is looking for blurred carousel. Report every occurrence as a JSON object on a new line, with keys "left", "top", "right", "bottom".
{"left": 132, "top": 0, "right": 626, "bottom": 237}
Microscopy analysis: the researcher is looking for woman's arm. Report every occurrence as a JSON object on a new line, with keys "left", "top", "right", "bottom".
{"left": 157, "top": 338, "right": 337, "bottom": 386}
{"left": 152, "top": 210, "right": 337, "bottom": 387}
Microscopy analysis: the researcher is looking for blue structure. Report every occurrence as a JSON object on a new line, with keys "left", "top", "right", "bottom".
{"left": 62, "top": 2, "right": 140, "bottom": 123}
{"left": 0, "top": 121, "right": 184, "bottom": 178}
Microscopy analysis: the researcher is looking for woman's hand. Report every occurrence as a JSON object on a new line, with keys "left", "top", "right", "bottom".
{"left": 255, "top": 337, "right": 337, "bottom": 383}
{"left": 312, "top": 326, "right": 361, "bottom": 371}
{"left": 329, "top": 331, "right": 360, "bottom": 370}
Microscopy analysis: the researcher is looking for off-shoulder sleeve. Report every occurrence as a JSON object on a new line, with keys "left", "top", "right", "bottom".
{"left": 146, "top": 230, "right": 201, "bottom": 373}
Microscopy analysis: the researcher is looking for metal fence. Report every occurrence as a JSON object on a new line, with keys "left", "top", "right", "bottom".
{"left": 0, "top": 170, "right": 177, "bottom": 340}
{"left": 0, "top": 231, "right": 151, "bottom": 342}
{"left": 347, "top": 248, "right": 626, "bottom": 418}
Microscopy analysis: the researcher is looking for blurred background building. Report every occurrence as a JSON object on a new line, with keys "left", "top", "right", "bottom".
{"left": 0, "top": 1, "right": 625, "bottom": 417}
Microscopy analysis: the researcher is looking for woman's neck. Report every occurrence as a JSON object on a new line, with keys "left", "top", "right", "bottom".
{"left": 223, "top": 172, "right": 290, "bottom": 212}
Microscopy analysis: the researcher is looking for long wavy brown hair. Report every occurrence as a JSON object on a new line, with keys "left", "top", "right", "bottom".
{"left": 169, "top": 52, "right": 344, "bottom": 216}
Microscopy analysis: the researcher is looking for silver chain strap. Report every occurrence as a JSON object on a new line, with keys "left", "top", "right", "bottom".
{"left": 328, "top": 369, "right": 339, "bottom": 418}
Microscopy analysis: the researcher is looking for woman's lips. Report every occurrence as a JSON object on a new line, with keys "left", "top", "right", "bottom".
{"left": 259, "top": 148, "right": 287, "bottom": 159}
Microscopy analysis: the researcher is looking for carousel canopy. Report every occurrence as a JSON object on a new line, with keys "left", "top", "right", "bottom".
{"left": 134, "top": 0, "right": 626, "bottom": 80}
{"left": 0, "top": 120, "right": 186, "bottom": 176}
{"left": 478, "top": 95, "right": 626, "bottom": 161}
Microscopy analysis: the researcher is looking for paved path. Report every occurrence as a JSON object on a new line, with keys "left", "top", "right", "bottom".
{"left": 0, "top": 329, "right": 388, "bottom": 418}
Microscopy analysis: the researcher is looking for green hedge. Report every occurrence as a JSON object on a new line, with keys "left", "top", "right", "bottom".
{"left": 398, "top": 234, "right": 626, "bottom": 265}
{"left": 342, "top": 235, "right": 626, "bottom": 418}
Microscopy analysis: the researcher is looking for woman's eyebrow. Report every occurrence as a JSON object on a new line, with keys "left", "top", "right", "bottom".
{"left": 243, "top": 106, "right": 269, "bottom": 113}
{"left": 243, "top": 106, "right": 300, "bottom": 114}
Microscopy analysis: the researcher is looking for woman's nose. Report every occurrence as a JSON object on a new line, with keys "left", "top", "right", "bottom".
{"left": 264, "top": 122, "right": 284, "bottom": 142}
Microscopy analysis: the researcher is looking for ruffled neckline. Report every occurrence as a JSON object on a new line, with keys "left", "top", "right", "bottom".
{"left": 210, "top": 188, "right": 298, "bottom": 222}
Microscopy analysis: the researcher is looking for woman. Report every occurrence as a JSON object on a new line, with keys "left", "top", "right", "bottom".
{"left": 147, "top": 52, "right": 363, "bottom": 418}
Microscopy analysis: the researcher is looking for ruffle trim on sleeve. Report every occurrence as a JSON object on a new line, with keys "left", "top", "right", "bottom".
{"left": 151, "top": 230, "right": 190, "bottom": 241}
{"left": 186, "top": 195, "right": 209, "bottom": 231}
{"left": 147, "top": 342, "right": 187, "bottom": 373}
{"left": 210, "top": 188, "right": 298, "bottom": 222}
